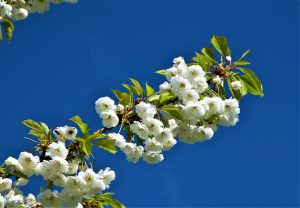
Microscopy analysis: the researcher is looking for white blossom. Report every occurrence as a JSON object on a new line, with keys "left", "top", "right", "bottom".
{"left": 95, "top": 97, "right": 116, "bottom": 115}
{"left": 135, "top": 101, "right": 157, "bottom": 119}
{"left": 143, "top": 151, "right": 164, "bottom": 164}
{"left": 37, "top": 190, "right": 60, "bottom": 207}
{"left": 47, "top": 141, "right": 69, "bottom": 159}
{"left": 101, "top": 111, "right": 119, "bottom": 128}
{"left": 231, "top": 80, "right": 242, "bottom": 90}
{"left": 0, "top": 178, "right": 12, "bottom": 191}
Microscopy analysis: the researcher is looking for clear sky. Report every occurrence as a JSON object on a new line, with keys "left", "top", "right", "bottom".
{"left": 0, "top": 0, "right": 298, "bottom": 207}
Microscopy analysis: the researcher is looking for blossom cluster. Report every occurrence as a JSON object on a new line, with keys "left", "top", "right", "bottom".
{"left": 95, "top": 57, "right": 240, "bottom": 164}
{"left": 0, "top": 126, "right": 116, "bottom": 208}
{"left": 0, "top": 0, "right": 77, "bottom": 22}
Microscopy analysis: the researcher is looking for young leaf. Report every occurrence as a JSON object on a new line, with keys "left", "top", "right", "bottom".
{"left": 112, "top": 90, "right": 123, "bottom": 100}
{"left": 124, "top": 125, "right": 134, "bottom": 142}
{"left": 81, "top": 139, "right": 92, "bottom": 157}
{"left": 29, "top": 129, "right": 44, "bottom": 138}
{"left": 98, "top": 193, "right": 126, "bottom": 208}
{"left": 159, "top": 92, "right": 174, "bottom": 104}
{"left": 155, "top": 69, "right": 166, "bottom": 75}
{"left": 239, "top": 75, "right": 261, "bottom": 96}
{"left": 192, "top": 52, "right": 212, "bottom": 72}
{"left": 94, "top": 139, "right": 117, "bottom": 154}
{"left": 211, "top": 35, "right": 231, "bottom": 56}
{"left": 148, "top": 94, "right": 160, "bottom": 102}
{"left": 40, "top": 122, "right": 50, "bottom": 135}
{"left": 239, "top": 49, "right": 251, "bottom": 61}
{"left": 130, "top": 78, "right": 145, "bottom": 97}
{"left": 201, "top": 47, "right": 217, "bottom": 63}
{"left": 234, "top": 60, "right": 251, "bottom": 66}
{"left": 122, "top": 84, "right": 139, "bottom": 96}
{"left": 145, "top": 82, "right": 155, "bottom": 97}
{"left": 70, "top": 115, "right": 90, "bottom": 135}
{"left": 158, "top": 104, "right": 183, "bottom": 120}
{"left": 119, "top": 92, "right": 133, "bottom": 107}
{"left": 2, "top": 18, "right": 14, "bottom": 42}
{"left": 0, "top": 26, "right": 2, "bottom": 42}
{"left": 238, "top": 68, "right": 264, "bottom": 96}
{"left": 22, "top": 120, "right": 44, "bottom": 133}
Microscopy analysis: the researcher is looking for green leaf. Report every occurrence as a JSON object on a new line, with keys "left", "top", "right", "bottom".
{"left": 155, "top": 69, "right": 166, "bottom": 75}
{"left": 124, "top": 124, "right": 134, "bottom": 142}
{"left": 70, "top": 115, "right": 90, "bottom": 135}
{"left": 145, "top": 82, "right": 155, "bottom": 97}
{"left": 238, "top": 68, "right": 264, "bottom": 96}
{"left": 94, "top": 139, "right": 117, "bottom": 154}
{"left": 159, "top": 92, "right": 174, "bottom": 104}
{"left": 28, "top": 129, "right": 44, "bottom": 138}
{"left": 158, "top": 104, "right": 183, "bottom": 120}
{"left": 239, "top": 78, "right": 248, "bottom": 96}
{"left": 22, "top": 120, "right": 44, "bottom": 133}
{"left": 0, "top": 26, "right": 2, "bottom": 42}
{"left": 201, "top": 47, "right": 217, "bottom": 63}
{"left": 239, "top": 49, "right": 251, "bottom": 61}
{"left": 82, "top": 139, "right": 92, "bottom": 157}
{"left": 112, "top": 90, "right": 123, "bottom": 100}
{"left": 45, "top": 180, "right": 53, "bottom": 189}
{"left": 211, "top": 35, "right": 231, "bottom": 56}
{"left": 234, "top": 60, "right": 251, "bottom": 66}
{"left": 192, "top": 52, "right": 212, "bottom": 72}
{"left": 148, "top": 94, "right": 160, "bottom": 102}
{"left": 40, "top": 122, "right": 50, "bottom": 135}
{"left": 98, "top": 193, "right": 126, "bottom": 208}
{"left": 119, "top": 92, "right": 133, "bottom": 107}
{"left": 122, "top": 84, "right": 139, "bottom": 96}
{"left": 130, "top": 78, "right": 145, "bottom": 97}
{"left": 2, "top": 18, "right": 14, "bottom": 43}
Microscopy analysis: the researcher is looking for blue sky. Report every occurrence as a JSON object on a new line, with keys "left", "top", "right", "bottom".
{"left": 0, "top": 0, "right": 298, "bottom": 207}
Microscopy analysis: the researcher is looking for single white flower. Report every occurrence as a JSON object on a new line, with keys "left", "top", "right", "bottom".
{"left": 184, "top": 65, "right": 205, "bottom": 81}
{"left": 108, "top": 133, "right": 126, "bottom": 148}
{"left": 181, "top": 89, "right": 199, "bottom": 104}
{"left": 12, "top": 8, "right": 28, "bottom": 20}
{"left": 26, "top": 194, "right": 36, "bottom": 206}
{"left": 98, "top": 167, "right": 116, "bottom": 188}
{"left": 202, "top": 97, "right": 224, "bottom": 115}
{"left": 155, "top": 128, "right": 174, "bottom": 145}
{"left": 47, "top": 141, "right": 69, "bottom": 159}
{"left": 59, "top": 188, "right": 82, "bottom": 207}
{"left": 212, "top": 75, "right": 223, "bottom": 85}
{"left": 159, "top": 81, "right": 172, "bottom": 93}
{"left": 95, "top": 97, "right": 116, "bottom": 115}
{"left": 162, "top": 138, "right": 177, "bottom": 151}
{"left": 144, "top": 138, "right": 163, "bottom": 152}
{"left": 130, "top": 121, "right": 149, "bottom": 140}
{"left": 101, "top": 111, "right": 119, "bottom": 128}
{"left": 18, "top": 152, "right": 39, "bottom": 176}
{"left": 143, "top": 118, "right": 164, "bottom": 136}
{"left": 0, "top": 177, "right": 12, "bottom": 191}
{"left": 135, "top": 101, "right": 157, "bottom": 119}
{"left": 5, "top": 157, "right": 23, "bottom": 172}
{"left": 37, "top": 190, "right": 60, "bottom": 207}
{"left": 165, "top": 67, "right": 179, "bottom": 80}
{"left": 143, "top": 151, "right": 164, "bottom": 164}
{"left": 231, "top": 81, "right": 242, "bottom": 90}
{"left": 192, "top": 76, "right": 208, "bottom": 94}
{"left": 63, "top": 126, "right": 78, "bottom": 140}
